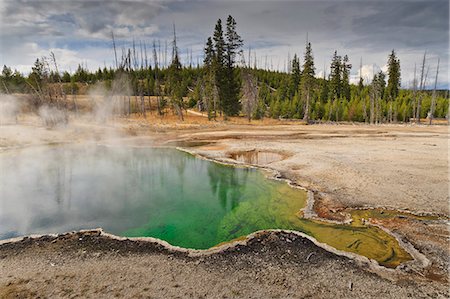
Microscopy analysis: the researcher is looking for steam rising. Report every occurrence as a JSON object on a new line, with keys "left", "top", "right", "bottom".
{"left": 0, "top": 72, "right": 142, "bottom": 152}
{"left": 0, "top": 94, "right": 19, "bottom": 125}
{"left": 89, "top": 73, "right": 131, "bottom": 123}
{"left": 38, "top": 105, "right": 68, "bottom": 127}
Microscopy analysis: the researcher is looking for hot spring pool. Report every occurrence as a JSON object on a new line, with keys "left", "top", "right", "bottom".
{"left": 0, "top": 144, "right": 412, "bottom": 267}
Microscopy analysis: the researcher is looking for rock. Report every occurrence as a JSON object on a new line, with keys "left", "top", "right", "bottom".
{"left": 306, "top": 252, "right": 315, "bottom": 262}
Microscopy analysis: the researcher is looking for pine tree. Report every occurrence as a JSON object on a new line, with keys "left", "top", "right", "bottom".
{"left": 204, "top": 37, "right": 215, "bottom": 67}
{"left": 224, "top": 15, "right": 243, "bottom": 116}
{"left": 319, "top": 78, "right": 329, "bottom": 103}
{"left": 300, "top": 42, "right": 315, "bottom": 122}
{"left": 386, "top": 49, "right": 400, "bottom": 122}
{"left": 30, "top": 58, "right": 47, "bottom": 86}
{"left": 289, "top": 54, "right": 300, "bottom": 99}
{"left": 329, "top": 51, "right": 341, "bottom": 120}
{"left": 167, "top": 24, "right": 184, "bottom": 120}
{"left": 1, "top": 65, "right": 12, "bottom": 93}
{"left": 225, "top": 15, "right": 243, "bottom": 69}
{"left": 212, "top": 19, "right": 226, "bottom": 115}
{"left": 2, "top": 65, "right": 12, "bottom": 78}
{"left": 371, "top": 71, "right": 386, "bottom": 124}
{"left": 203, "top": 36, "right": 218, "bottom": 119}
{"left": 329, "top": 51, "right": 341, "bottom": 100}
{"left": 386, "top": 50, "right": 401, "bottom": 100}
{"left": 341, "top": 55, "right": 351, "bottom": 101}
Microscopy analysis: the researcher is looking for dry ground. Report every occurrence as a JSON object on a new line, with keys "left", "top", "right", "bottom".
{"left": 1, "top": 230, "right": 448, "bottom": 299}
{"left": 181, "top": 124, "right": 449, "bottom": 215}
{"left": 0, "top": 113, "right": 449, "bottom": 298}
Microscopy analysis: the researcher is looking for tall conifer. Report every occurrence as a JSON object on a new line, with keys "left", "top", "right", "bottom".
{"left": 300, "top": 42, "right": 315, "bottom": 121}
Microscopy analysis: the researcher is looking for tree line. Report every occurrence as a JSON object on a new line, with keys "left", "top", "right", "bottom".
{"left": 1, "top": 15, "right": 448, "bottom": 123}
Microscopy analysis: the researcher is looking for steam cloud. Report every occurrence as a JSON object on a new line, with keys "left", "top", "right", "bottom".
{"left": 0, "top": 94, "right": 19, "bottom": 125}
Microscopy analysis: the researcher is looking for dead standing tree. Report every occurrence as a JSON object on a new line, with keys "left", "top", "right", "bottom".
{"left": 143, "top": 42, "right": 153, "bottom": 113}
{"left": 416, "top": 52, "right": 426, "bottom": 123}
{"left": 50, "top": 52, "right": 75, "bottom": 116}
{"left": 241, "top": 69, "right": 258, "bottom": 122}
{"left": 412, "top": 64, "right": 417, "bottom": 123}
{"left": 114, "top": 46, "right": 133, "bottom": 117}
{"left": 126, "top": 48, "right": 132, "bottom": 116}
{"left": 112, "top": 31, "right": 119, "bottom": 69}
{"left": 153, "top": 41, "right": 163, "bottom": 116}
{"left": 359, "top": 58, "right": 368, "bottom": 123}
{"left": 429, "top": 58, "right": 440, "bottom": 125}
{"left": 131, "top": 39, "right": 145, "bottom": 117}
{"left": 369, "top": 82, "right": 375, "bottom": 124}
{"left": 111, "top": 31, "right": 127, "bottom": 117}
{"left": 138, "top": 40, "right": 147, "bottom": 118}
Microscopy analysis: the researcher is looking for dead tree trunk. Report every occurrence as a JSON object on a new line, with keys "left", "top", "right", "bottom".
{"left": 112, "top": 31, "right": 118, "bottom": 69}
{"left": 242, "top": 69, "right": 258, "bottom": 122}
{"left": 412, "top": 64, "right": 417, "bottom": 123}
{"left": 416, "top": 52, "right": 426, "bottom": 123}
{"left": 429, "top": 58, "right": 440, "bottom": 125}
{"left": 370, "top": 87, "right": 375, "bottom": 124}
{"left": 153, "top": 41, "right": 162, "bottom": 116}
{"left": 303, "top": 90, "right": 310, "bottom": 123}
{"left": 50, "top": 52, "right": 69, "bottom": 122}
{"left": 1, "top": 79, "right": 10, "bottom": 94}
{"left": 335, "top": 99, "right": 339, "bottom": 122}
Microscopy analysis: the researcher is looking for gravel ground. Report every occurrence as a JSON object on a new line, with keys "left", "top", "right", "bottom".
{"left": 1, "top": 230, "right": 448, "bottom": 299}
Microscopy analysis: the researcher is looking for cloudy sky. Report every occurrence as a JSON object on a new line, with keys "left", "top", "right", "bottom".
{"left": 0, "top": 0, "right": 448, "bottom": 88}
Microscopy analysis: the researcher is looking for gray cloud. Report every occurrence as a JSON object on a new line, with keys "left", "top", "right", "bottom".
{"left": 0, "top": 0, "right": 448, "bottom": 87}
{"left": 349, "top": 1, "right": 449, "bottom": 51}
{"left": 1, "top": 0, "right": 164, "bottom": 39}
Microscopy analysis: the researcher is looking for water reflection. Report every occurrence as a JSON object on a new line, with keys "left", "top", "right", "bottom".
{"left": 229, "top": 150, "right": 283, "bottom": 165}
{"left": 207, "top": 164, "right": 249, "bottom": 211}
{"left": 0, "top": 145, "right": 253, "bottom": 242}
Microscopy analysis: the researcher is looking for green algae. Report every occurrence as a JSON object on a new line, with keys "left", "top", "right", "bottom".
{"left": 213, "top": 181, "right": 413, "bottom": 268}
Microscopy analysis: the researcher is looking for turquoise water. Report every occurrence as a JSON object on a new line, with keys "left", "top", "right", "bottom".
{"left": 0, "top": 145, "right": 300, "bottom": 249}
{"left": 0, "top": 144, "right": 412, "bottom": 267}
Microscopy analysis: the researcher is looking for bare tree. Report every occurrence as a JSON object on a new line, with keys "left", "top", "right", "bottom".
{"left": 126, "top": 49, "right": 132, "bottom": 116}
{"left": 429, "top": 58, "right": 440, "bottom": 125}
{"left": 416, "top": 52, "right": 426, "bottom": 123}
{"left": 143, "top": 42, "right": 152, "bottom": 113}
{"left": 164, "top": 40, "right": 168, "bottom": 68}
{"left": 111, "top": 31, "right": 118, "bottom": 69}
{"left": 50, "top": 52, "right": 74, "bottom": 114}
{"left": 412, "top": 64, "right": 417, "bottom": 123}
{"left": 153, "top": 41, "right": 162, "bottom": 116}
{"left": 242, "top": 70, "right": 258, "bottom": 122}
{"left": 369, "top": 80, "right": 375, "bottom": 124}
{"left": 359, "top": 58, "right": 368, "bottom": 123}
{"left": 2, "top": 79, "right": 10, "bottom": 94}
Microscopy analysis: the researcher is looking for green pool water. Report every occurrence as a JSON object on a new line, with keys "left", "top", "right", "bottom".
{"left": 0, "top": 145, "right": 414, "bottom": 267}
